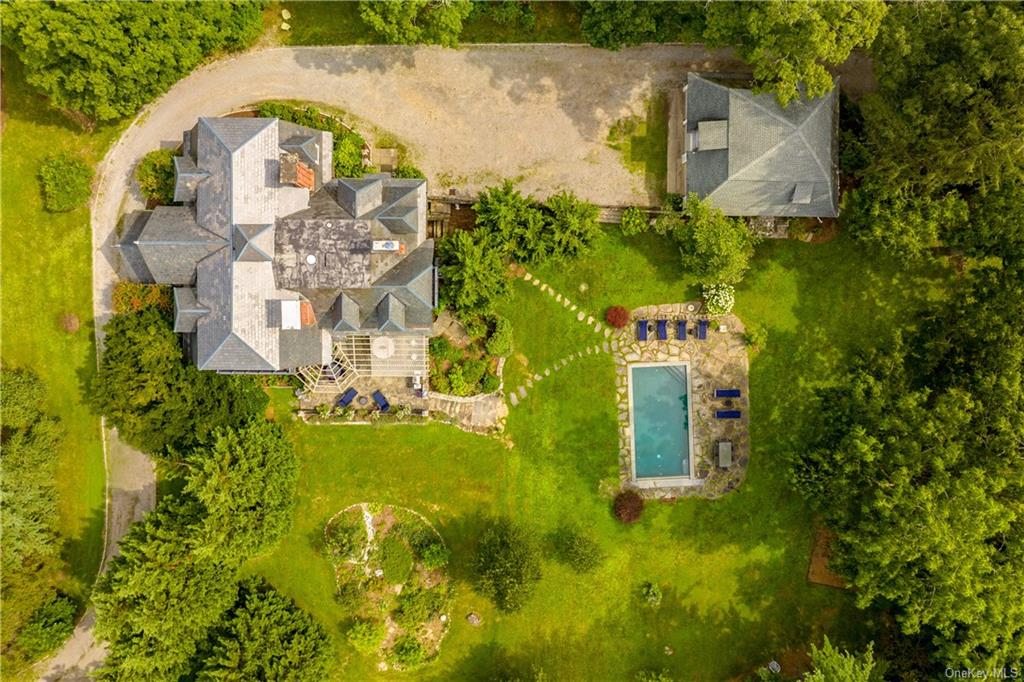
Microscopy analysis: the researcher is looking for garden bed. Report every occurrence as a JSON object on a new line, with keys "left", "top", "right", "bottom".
{"left": 323, "top": 503, "right": 452, "bottom": 671}
{"left": 428, "top": 332, "right": 503, "bottom": 397}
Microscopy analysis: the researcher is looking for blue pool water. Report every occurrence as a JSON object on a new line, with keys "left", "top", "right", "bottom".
{"left": 631, "top": 364, "right": 690, "bottom": 478}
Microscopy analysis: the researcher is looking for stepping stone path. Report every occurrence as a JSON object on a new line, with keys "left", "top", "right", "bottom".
{"left": 504, "top": 269, "right": 622, "bottom": 408}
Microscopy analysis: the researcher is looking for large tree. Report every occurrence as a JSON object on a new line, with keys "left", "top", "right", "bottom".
{"left": 704, "top": 1, "right": 887, "bottom": 106}
{"left": 660, "top": 196, "right": 757, "bottom": 286}
{"left": 359, "top": 0, "right": 473, "bottom": 47}
{"left": 183, "top": 420, "right": 298, "bottom": 559}
{"left": 92, "top": 307, "right": 267, "bottom": 456}
{"left": 438, "top": 229, "right": 509, "bottom": 317}
{"left": 473, "top": 518, "right": 542, "bottom": 612}
{"left": 579, "top": 1, "right": 703, "bottom": 51}
{"left": 1, "top": 0, "right": 263, "bottom": 122}
{"left": 792, "top": 267, "right": 1024, "bottom": 668}
{"left": 197, "top": 577, "right": 333, "bottom": 681}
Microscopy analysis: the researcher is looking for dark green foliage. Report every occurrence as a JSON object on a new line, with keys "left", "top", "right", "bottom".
{"left": 543, "top": 190, "right": 601, "bottom": 261}
{"left": 411, "top": 529, "right": 450, "bottom": 569}
{"left": 460, "top": 358, "right": 488, "bottom": 388}
{"left": 792, "top": 268, "right": 1024, "bottom": 668}
{"left": 639, "top": 581, "right": 662, "bottom": 608}
{"left": 184, "top": 420, "right": 298, "bottom": 558}
{"left": 580, "top": 1, "right": 703, "bottom": 50}
{"left": 394, "top": 586, "right": 446, "bottom": 629}
{"left": 197, "top": 577, "right": 333, "bottom": 681}
{"left": 389, "top": 634, "right": 428, "bottom": 668}
{"left": 473, "top": 181, "right": 548, "bottom": 263}
{"left": 703, "top": 1, "right": 887, "bottom": 106}
{"left": 346, "top": 618, "right": 386, "bottom": 655}
{"left": 391, "top": 163, "right": 425, "bottom": 179}
{"left": 953, "top": 182, "right": 1024, "bottom": 265}
{"left": 379, "top": 535, "right": 415, "bottom": 584}
{"left": 485, "top": 0, "right": 536, "bottom": 30}
{"left": 0, "top": 369, "right": 64, "bottom": 652}
{"left": 15, "top": 595, "right": 77, "bottom": 659}
{"left": 135, "top": 148, "right": 177, "bottom": 205}
{"left": 485, "top": 316, "right": 514, "bottom": 357}
{"left": 359, "top": 0, "right": 473, "bottom": 47}
{"left": 324, "top": 518, "right": 365, "bottom": 562}
{"left": 255, "top": 102, "right": 367, "bottom": 177}
{"left": 38, "top": 153, "right": 92, "bottom": 212}
{"left": 92, "top": 307, "right": 268, "bottom": 456}
{"left": 803, "top": 638, "right": 880, "bottom": 682}
{"left": 474, "top": 518, "right": 542, "bottom": 612}
{"left": 480, "top": 372, "right": 501, "bottom": 394}
{"left": 660, "top": 196, "right": 757, "bottom": 286}
{"left": 429, "top": 336, "right": 458, "bottom": 364}
{"left": 619, "top": 207, "right": 650, "bottom": 236}
{"left": 334, "top": 579, "right": 365, "bottom": 611}
{"left": 438, "top": 229, "right": 509, "bottom": 316}
{"left": 2, "top": 0, "right": 263, "bottom": 121}
{"left": 553, "top": 527, "right": 604, "bottom": 573}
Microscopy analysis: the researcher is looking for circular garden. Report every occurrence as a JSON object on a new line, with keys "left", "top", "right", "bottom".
{"left": 323, "top": 503, "right": 452, "bottom": 671}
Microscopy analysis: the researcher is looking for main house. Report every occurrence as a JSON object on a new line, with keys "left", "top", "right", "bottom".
{"left": 683, "top": 73, "right": 839, "bottom": 218}
{"left": 121, "top": 116, "right": 435, "bottom": 390}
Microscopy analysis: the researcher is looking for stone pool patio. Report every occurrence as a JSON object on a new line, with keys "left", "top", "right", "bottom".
{"left": 614, "top": 303, "right": 751, "bottom": 499}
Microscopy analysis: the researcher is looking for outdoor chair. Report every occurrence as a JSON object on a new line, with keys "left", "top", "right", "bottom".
{"left": 637, "top": 319, "right": 649, "bottom": 341}
{"left": 714, "top": 388, "right": 741, "bottom": 398}
{"left": 715, "top": 410, "right": 741, "bottom": 419}
{"left": 337, "top": 387, "right": 358, "bottom": 408}
{"left": 372, "top": 390, "right": 391, "bottom": 413}
{"left": 677, "top": 320, "right": 687, "bottom": 340}
{"left": 656, "top": 319, "right": 668, "bottom": 340}
{"left": 697, "top": 319, "right": 709, "bottom": 340}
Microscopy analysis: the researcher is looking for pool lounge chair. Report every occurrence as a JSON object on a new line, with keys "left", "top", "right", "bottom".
{"left": 372, "top": 390, "right": 391, "bottom": 413}
{"left": 337, "top": 387, "right": 357, "bottom": 408}
{"left": 714, "top": 388, "right": 741, "bottom": 398}
{"left": 697, "top": 319, "right": 709, "bottom": 340}
{"left": 677, "top": 320, "right": 687, "bottom": 340}
{"left": 637, "top": 320, "right": 649, "bottom": 341}
{"left": 715, "top": 409, "right": 741, "bottom": 419}
{"left": 656, "top": 319, "right": 668, "bottom": 340}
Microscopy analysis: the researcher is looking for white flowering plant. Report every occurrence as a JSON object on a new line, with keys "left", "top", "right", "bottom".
{"left": 703, "top": 282, "right": 735, "bottom": 316}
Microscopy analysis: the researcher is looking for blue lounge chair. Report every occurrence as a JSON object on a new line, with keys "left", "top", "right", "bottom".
{"left": 715, "top": 410, "right": 741, "bottom": 419}
{"left": 677, "top": 320, "right": 687, "bottom": 340}
{"left": 697, "top": 319, "right": 709, "bottom": 340}
{"left": 714, "top": 388, "right": 741, "bottom": 398}
{"left": 372, "top": 390, "right": 391, "bottom": 413}
{"left": 656, "top": 319, "right": 668, "bottom": 340}
{"left": 637, "top": 320, "right": 649, "bottom": 341}
{"left": 337, "top": 387, "right": 357, "bottom": 408}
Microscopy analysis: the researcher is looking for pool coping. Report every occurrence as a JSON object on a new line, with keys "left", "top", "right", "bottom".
{"left": 626, "top": 361, "right": 699, "bottom": 488}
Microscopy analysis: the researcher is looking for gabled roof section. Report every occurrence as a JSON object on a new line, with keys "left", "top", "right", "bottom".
{"left": 371, "top": 240, "right": 435, "bottom": 307}
{"left": 135, "top": 207, "right": 226, "bottom": 284}
{"left": 334, "top": 177, "right": 383, "bottom": 218}
{"left": 685, "top": 73, "right": 838, "bottom": 218}
{"left": 281, "top": 135, "right": 320, "bottom": 167}
{"left": 378, "top": 203, "right": 419, "bottom": 235}
{"left": 232, "top": 224, "right": 273, "bottom": 262}
{"left": 375, "top": 293, "right": 406, "bottom": 332}
{"left": 330, "top": 292, "right": 362, "bottom": 332}
{"left": 173, "top": 155, "right": 209, "bottom": 203}
{"left": 172, "top": 287, "right": 208, "bottom": 333}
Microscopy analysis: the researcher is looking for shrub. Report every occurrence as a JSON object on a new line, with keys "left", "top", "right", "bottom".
{"left": 38, "top": 153, "right": 92, "bottom": 212}
{"left": 744, "top": 323, "right": 768, "bottom": 351}
{"left": 636, "top": 669, "right": 675, "bottom": 682}
{"left": 462, "top": 314, "right": 489, "bottom": 341}
{"left": 16, "top": 594, "right": 77, "bottom": 659}
{"left": 315, "top": 403, "right": 332, "bottom": 419}
{"left": 411, "top": 529, "right": 450, "bottom": 569}
{"left": 553, "top": 527, "right": 604, "bottom": 574}
{"left": 447, "top": 364, "right": 471, "bottom": 396}
{"left": 489, "top": 0, "right": 536, "bottom": 29}
{"left": 111, "top": 282, "right": 173, "bottom": 315}
{"left": 639, "top": 581, "right": 662, "bottom": 608}
{"left": 605, "top": 305, "right": 631, "bottom": 328}
{"left": 429, "top": 365, "right": 452, "bottom": 394}
{"left": 673, "top": 196, "right": 758, "bottom": 286}
{"left": 335, "top": 579, "right": 365, "bottom": 611}
{"left": 135, "top": 148, "right": 177, "bottom": 204}
{"left": 389, "top": 635, "right": 429, "bottom": 668}
{"left": 394, "top": 587, "right": 446, "bottom": 629}
{"left": 391, "top": 163, "right": 425, "bottom": 179}
{"left": 461, "top": 358, "right": 488, "bottom": 387}
{"left": 486, "top": 316, "right": 514, "bottom": 357}
{"left": 379, "top": 535, "right": 414, "bottom": 584}
{"left": 542, "top": 191, "right": 601, "bottom": 261}
{"left": 481, "top": 372, "right": 501, "bottom": 394}
{"left": 613, "top": 490, "right": 644, "bottom": 523}
{"left": 438, "top": 230, "right": 509, "bottom": 317}
{"left": 256, "top": 102, "right": 366, "bottom": 178}
{"left": 346, "top": 618, "right": 385, "bottom": 655}
{"left": 324, "top": 519, "right": 364, "bottom": 562}
{"left": 429, "top": 336, "right": 457, "bottom": 364}
{"left": 620, "top": 207, "right": 650, "bottom": 236}
{"left": 474, "top": 518, "right": 542, "bottom": 612}
{"left": 702, "top": 283, "right": 735, "bottom": 316}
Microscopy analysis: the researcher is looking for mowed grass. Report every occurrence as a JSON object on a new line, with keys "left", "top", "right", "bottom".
{"left": 251, "top": 231, "right": 950, "bottom": 679}
{"left": 0, "top": 52, "right": 123, "bottom": 597}
{"left": 274, "top": 0, "right": 583, "bottom": 46}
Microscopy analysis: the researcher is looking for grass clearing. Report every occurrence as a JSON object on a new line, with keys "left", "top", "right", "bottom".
{"left": 251, "top": 228, "right": 950, "bottom": 678}
{"left": 1, "top": 50, "right": 124, "bottom": 599}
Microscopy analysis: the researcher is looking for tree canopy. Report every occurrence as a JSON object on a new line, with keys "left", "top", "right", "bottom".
{"left": 474, "top": 518, "right": 542, "bottom": 612}
{"left": 438, "top": 229, "right": 509, "bottom": 317}
{"left": 359, "top": 0, "right": 473, "bottom": 47}
{"left": 2, "top": 0, "right": 264, "bottom": 122}
{"left": 802, "top": 638, "right": 880, "bottom": 682}
{"left": 792, "top": 267, "right": 1024, "bottom": 668}
{"left": 704, "top": 0, "right": 887, "bottom": 106}
{"left": 579, "top": 1, "right": 703, "bottom": 51}
{"left": 659, "top": 196, "right": 757, "bottom": 286}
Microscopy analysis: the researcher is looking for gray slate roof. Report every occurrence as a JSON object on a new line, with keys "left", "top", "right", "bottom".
{"left": 684, "top": 73, "right": 838, "bottom": 218}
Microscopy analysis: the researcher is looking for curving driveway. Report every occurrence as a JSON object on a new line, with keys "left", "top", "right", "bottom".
{"left": 43, "top": 43, "right": 875, "bottom": 680}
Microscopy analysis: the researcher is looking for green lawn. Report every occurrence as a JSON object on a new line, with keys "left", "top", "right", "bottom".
{"left": 276, "top": 1, "right": 583, "bottom": 46}
{"left": 251, "top": 230, "right": 950, "bottom": 679}
{"left": 0, "top": 52, "right": 123, "bottom": 598}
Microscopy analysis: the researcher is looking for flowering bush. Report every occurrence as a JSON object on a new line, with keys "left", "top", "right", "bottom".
{"left": 605, "top": 305, "right": 631, "bottom": 328}
{"left": 703, "top": 283, "right": 735, "bottom": 316}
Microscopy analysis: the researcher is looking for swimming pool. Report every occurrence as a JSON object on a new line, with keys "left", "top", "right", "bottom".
{"left": 628, "top": 363, "right": 693, "bottom": 480}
